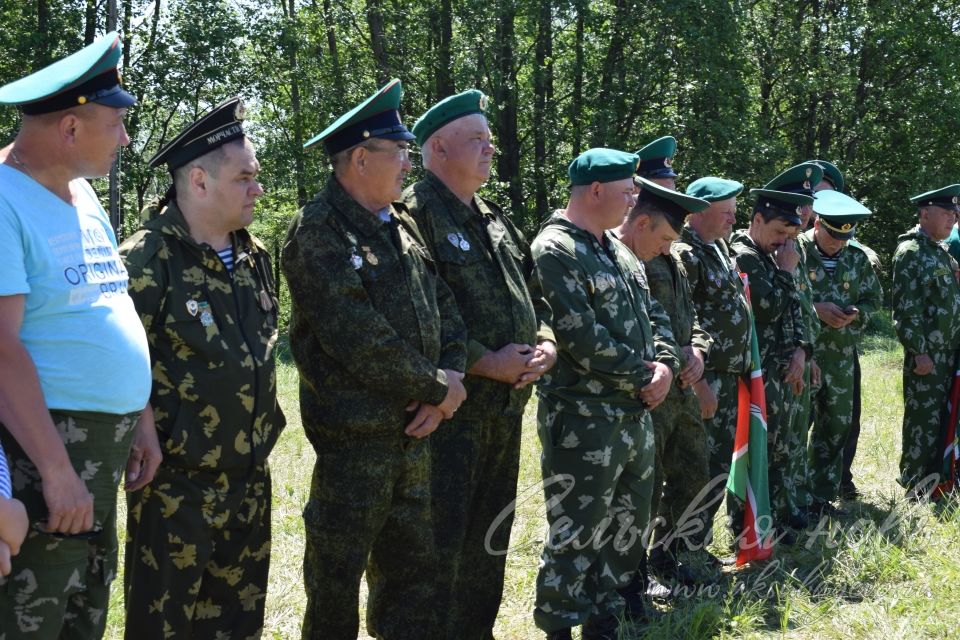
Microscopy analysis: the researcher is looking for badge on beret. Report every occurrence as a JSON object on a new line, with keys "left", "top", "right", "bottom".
{"left": 803, "top": 167, "right": 813, "bottom": 190}
{"left": 186, "top": 300, "right": 199, "bottom": 316}
{"left": 479, "top": 94, "right": 489, "bottom": 111}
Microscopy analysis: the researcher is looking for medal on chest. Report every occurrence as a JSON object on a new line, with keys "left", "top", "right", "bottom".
{"left": 447, "top": 231, "right": 470, "bottom": 252}
{"left": 349, "top": 246, "right": 363, "bottom": 270}
{"left": 361, "top": 245, "right": 379, "bottom": 266}
{"left": 197, "top": 301, "right": 214, "bottom": 327}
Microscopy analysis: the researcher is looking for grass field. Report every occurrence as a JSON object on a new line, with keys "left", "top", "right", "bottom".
{"left": 104, "top": 322, "right": 960, "bottom": 639}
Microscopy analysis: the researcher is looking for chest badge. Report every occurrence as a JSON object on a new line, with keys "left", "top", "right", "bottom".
{"left": 197, "top": 301, "right": 214, "bottom": 327}
{"left": 349, "top": 247, "right": 363, "bottom": 270}
{"left": 362, "top": 246, "right": 379, "bottom": 266}
{"left": 185, "top": 299, "right": 199, "bottom": 317}
{"left": 448, "top": 232, "right": 470, "bottom": 252}
{"left": 843, "top": 282, "right": 850, "bottom": 290}
{"left": 809, "top": 271, "right": 817, "bottom": 281}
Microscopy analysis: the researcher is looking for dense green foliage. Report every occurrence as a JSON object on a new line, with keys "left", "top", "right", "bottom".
{"left": 3, "top": 0, "right": 960, "bottom": 280}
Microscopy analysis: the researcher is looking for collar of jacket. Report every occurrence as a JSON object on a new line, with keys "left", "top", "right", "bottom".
{"left": 325, "top": 175, "right": 398, "bottom": 238}
{"left": 423, "top": 170, "right": 495, "bottom": 225}
{"left": 145, "top": 198, "right": 260, "bottom": 271}
{"left": 541, "top": 211, "right": 618, "bottom": 247}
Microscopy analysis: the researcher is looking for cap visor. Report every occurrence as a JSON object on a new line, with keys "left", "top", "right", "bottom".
{"left": 94, "top": 87, "right": 136, "bottom": 109}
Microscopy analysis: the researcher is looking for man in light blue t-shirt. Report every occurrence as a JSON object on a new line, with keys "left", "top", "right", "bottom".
{"left": 0, "top": 33, "right": 155, "bottom": 639}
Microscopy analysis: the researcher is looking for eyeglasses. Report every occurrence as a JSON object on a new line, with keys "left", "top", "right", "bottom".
{"left": 365, "top": 143, "right": 411, "bottom": 160}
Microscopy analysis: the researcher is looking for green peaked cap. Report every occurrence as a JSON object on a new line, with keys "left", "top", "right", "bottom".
{"left": 910, "top": 184, "right": 960, "bottom": 210}
{"left": 304, "top": 78, "right": 415, "bottom": 154}
{"left": 635, "top": 135, "right": 678, "bottom": 179}
{"left": 764, "top": 162, "right": 823, "bottom": 196}
{"left": 685, "top": 176, "right": 744, "bottom": 202}
{"left": 812, "top": 190, "right": 871, "bottom": 240}
{"left": 0, "top": 31, "right": 134, "bottom": 114}
{"left": 750, "top": 188, "right": 813, "bottom": 226}
{"left": 636, "top": 176, "right": 709, "bottom": 232}
{"left": 811, "top": 159, "right": 844, "bottom": 192}
{"left": 568, "top": 148, "right": 639, "bottom": 185}
{"left": 412, "top": 89, "right": 488, "bottom": 146}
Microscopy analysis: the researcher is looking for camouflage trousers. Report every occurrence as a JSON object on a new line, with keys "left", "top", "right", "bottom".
{"left": 0, "top": 410, "right": 139, "bottom": 640}
{"left": 764, "top": 363, "right": 792, "bottom": 521}
{"left": 899, "top": 349, "right": 957, "bottom": 491}
{"left": 430, "top": 412, "right": 521, "bottom": 640}
{"left": 700, "top": 370, "right": 744, "bottom": 542}
{"left": 777, "top": 362, "right": 813, "bottom": 517}
{"left": 648, "top": 388, "right": 709, "bottom": 551}
{"left": 302, "top": 436, "right": 436, "bottom": 640}
{"left": 533, "top": 400, "right": 654, "bottom": 633}
{"left": 808, "top": 348, "right": 856, "bottom": 504}
{"left": 124, "top": 463, "right": 271, "bottom": 639}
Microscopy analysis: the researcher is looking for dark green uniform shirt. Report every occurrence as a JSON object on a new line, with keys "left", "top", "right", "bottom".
{"left": 282, "top": 177, "right": 467, "bottom": 447}
{"left": 532, "top": 215, "right": 680, "bottom": 417}
{"left": 643, "top": 248, "right": 714, "bottom": 392}
{"left": 731, "top": 230, "right": 808, "bottom": 374}
{"left": 892, "top": 226, "right": 960, "bottom": 356}
{"left": 121, "top": 201, "right": 285, "bottom": 474}
{"left": 402, "top": 171, "right": 553, "bottom": 418}
{"left": 674, "top": 226, "right": 752, "bottom": 374}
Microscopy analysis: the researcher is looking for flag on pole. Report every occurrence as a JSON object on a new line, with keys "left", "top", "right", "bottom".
{"left": 726, "top": 273, "right": 774, "bottom": 565}
{"left": 934, "top": 354, "right": 960, "bottom": 499}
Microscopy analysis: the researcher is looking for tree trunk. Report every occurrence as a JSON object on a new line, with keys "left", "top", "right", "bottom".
{"left": 366, "top": 0, "right": 389, "bottom": 85}
{"left": 36, "top": 0, "right": 49, "bottom": 66}
{"left": 570, "top": 0, "right": 586, "bottom": 156}
{"left": 435, "top": 0, "right": 454, "bottom": 97}
{"left": 84, "top": 0, "right": 96, "bottom": 44}
{"left": 286, "top": 0, "right": 307, "bottom": 206}
{"left": 591, "top": 0, "right": 630, "bottom": 146}
{"left": 494, "top": 0, "right": 522, "bottom": 219}
{"left": 533, "top": 0, "right": 553, "bottom": 217}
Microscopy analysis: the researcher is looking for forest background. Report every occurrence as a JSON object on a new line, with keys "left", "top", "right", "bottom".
{"left": 2, "top": 0, "right": 960, "bottom": 321}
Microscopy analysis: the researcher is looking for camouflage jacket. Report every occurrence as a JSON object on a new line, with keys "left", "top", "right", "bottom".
{"left": 531, "top": 215, "right": 680, "bottom": 418}
{"left": 793, "top": 238, "right": 821, "bottom": 347}
{"left": 121, "top": 201, "right": 285, "bottom": 474}
{"left": 731, "top": 230, "right": 808, "bottom": 373}
{"left": 643, "top": 249, "right": 713, "bottom": 395}
{"left": 282, "top": 177, "right": 467, "bottom": 447}
{"left": 402, "top": 171, "right": 553, "bottom": 418}
{"left": 798, "top": 230, "right": 883, "bottom": 350}
{"left": 892, "top": 225, "right": 960, "bottom": 356}
{"left": 674, "top": 226, "right": 752, "bottom": 374}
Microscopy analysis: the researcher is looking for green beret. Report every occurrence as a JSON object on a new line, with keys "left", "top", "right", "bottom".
{"left": 635, "top": 136, "right": 677, "bottom": 179}
{"left": 813, "top": 190, "right": 871, "bottom": 240}
{"left": 811, "top": 159, "right": 844, "bottom": 192}
{"left": 750, "top": 188, "right": 813, "bottom": 226}
{"left": 0, "top": 31, "right": 134, "bottom": 115}
{"left": 910, "top": 184, "right": 960, "bottom": 211}
{"left": 568, "top": 148, "right": 639, "bottom": 186}
{"left": 412, "top": 89, "right": 488, "bottom": 146}
{"left": 636, "top": 177, "right": 710, "bottom": 232}
{"left": 764, "top": 162, "right": 823, "bottom": 196}
{"left": 685, "top": 176, "right": 744, "bottom": 202}
{"left": 304, "top": 79, "right": 415, "bottom": 155}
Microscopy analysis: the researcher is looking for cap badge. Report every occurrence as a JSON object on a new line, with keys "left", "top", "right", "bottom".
{"left": 234, "top": 100, "right": 246, "bottom": 121}
{"left": 478, "top": 94, "right": 488, "bottom": 111}
{"left": 77, "top": 96, "right": 87, "bottom": 105}
{"left": 953, "top": 196, "right": 959, "bottom": 204}
{"left": 803, "top": 180, "right": 811, "bottom": 189}
{"left": 841, "top": 223, "right": 851, "bottom": 231}
{"left": 805, "top": 167, "right": 813, "bottom": 177}
{"left": 362, "top": 130, "right": 370, "bottom": 138}
{"left": 664, "top": 157, "right": 673, "bottom": 168}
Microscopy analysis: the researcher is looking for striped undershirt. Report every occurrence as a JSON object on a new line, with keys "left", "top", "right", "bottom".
{"left": 0, "top": 440, "right": 11, "bottom": 499}
{"left": 817, "top": 245, "right": 842, "bottom": 276}
{"left": 217, "top": 246, "right": 235, "bottom": 273}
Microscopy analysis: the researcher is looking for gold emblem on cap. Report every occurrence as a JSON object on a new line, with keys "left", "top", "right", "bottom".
{"left": 795, "top": 206, "right": 802, "bottom": 215}
{"left": 363, "top": 130, "right": 370, "bottom": 138}
{"left": 803, "top": 180, "right": 811, "bottom": 189}
{"left": 478, "top": 94, "right": 488, "bottom": 111}
{"left": 664, "top": 157, "right": 673, "bottom": 168}
{"left": 234, "top": 100, "right": 246, "bottom": 121}
{"left": 844, "top": 282, "right": 850, "bottom": 290}
{"left": 77, "top": 96, "right": 87, "bottom": 105}
{"left": 841, "top": 223, "right": 851, "bottom": 231}
{"left": 805, "top": 167, "right": 813, "bottom": 177}
{"left": 953, "top": 196, "right": 959, "bottom": 204}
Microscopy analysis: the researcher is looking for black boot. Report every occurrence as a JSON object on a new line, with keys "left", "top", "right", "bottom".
{"left": 545, "top": 629, "right": 573, "bottom": 640}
